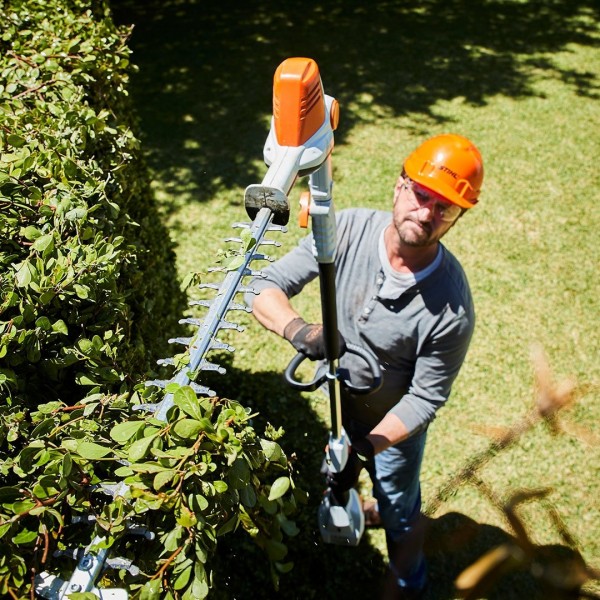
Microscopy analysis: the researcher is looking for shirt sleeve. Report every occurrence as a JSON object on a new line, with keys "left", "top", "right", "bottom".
{"left": 244, "top": 232, "right": 320, "bottom": 307}
{"left": 388, "top": 308, "right": 475, "bottom": 433}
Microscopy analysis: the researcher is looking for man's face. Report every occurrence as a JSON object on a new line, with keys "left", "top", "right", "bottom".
{"left": 392, "top": 176, "right": 460, "bottom": 247}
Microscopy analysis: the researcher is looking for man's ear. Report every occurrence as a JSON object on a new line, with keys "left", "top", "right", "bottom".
{"left": 393, "top": 177, "right": 403, "bottom": 205}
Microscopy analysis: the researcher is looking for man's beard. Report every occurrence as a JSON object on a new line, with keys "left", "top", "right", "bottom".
{"left": 395, "top": 217, "right": 438, "bottom": 247}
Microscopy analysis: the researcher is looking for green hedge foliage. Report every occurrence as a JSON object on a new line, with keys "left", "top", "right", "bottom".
{"left": 0, "top": 0, "right": 183, "bottom": 404}
{"left": 0, "top": 1, "right": 300, "bottom": 597}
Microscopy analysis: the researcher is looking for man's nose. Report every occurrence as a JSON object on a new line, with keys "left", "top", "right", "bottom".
{"left": 416, "top": 203, "right": 435, "bottom": 222}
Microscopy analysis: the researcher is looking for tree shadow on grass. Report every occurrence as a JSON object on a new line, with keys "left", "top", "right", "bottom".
{"left": 194, "top": 362, "right": 589, "bottom": 599}
{"left": 423, "top": 511, "right": 590, "bottom": 600}
{"left": 111, "top": 0, "right": 600, "bottom": 207}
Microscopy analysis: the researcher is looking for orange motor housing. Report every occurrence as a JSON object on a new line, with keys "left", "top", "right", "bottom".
{"left": 273, "top": 57, "right": 327, "bottom": 147}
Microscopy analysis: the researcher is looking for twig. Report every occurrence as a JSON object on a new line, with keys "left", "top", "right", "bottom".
{"left": 151, "top": 543, "right": 185, "bottom": 582}
{"left": 13, "top": 79, "right": 59, "bottom": 100}
{"left": 8, "top": 51, "right": 36, "bottom": 69}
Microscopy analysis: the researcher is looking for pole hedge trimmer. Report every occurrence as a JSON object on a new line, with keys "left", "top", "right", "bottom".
{"left": 34, "top": 57, "right": 380, "bottom": 598}
{"left": 272, "top": 59, "right": 382, "bottom": 546}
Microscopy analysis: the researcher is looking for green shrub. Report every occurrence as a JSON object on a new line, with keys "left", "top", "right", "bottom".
{"left": 0, "top": 0, "right": 183, "bottom": 403}
{"left": 0, "top": 1, "right": 300, "bottom": 597}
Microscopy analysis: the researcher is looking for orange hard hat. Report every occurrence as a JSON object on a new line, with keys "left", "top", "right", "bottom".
{"left": 403, "top": 134, "right": 484, "bottom": 209}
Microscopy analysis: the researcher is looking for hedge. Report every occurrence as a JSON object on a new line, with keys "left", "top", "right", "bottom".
{"left": 0, "top": 1, "right": 299, "bottom": 598}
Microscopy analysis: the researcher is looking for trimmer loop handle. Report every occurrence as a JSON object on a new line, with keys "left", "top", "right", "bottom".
{"left": 284, "top": 342, "right": 382, "bottom": 395}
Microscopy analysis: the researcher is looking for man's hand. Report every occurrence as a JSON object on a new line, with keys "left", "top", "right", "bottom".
{"left": 326, "top": 438, "right": 374, "bottom": 496}
{"left": 283, "top": 317, "right": 346, "bottom": 360}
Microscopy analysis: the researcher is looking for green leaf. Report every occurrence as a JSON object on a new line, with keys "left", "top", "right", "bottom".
{"left": 173, "top": 564, "right": 192, "bottom": 590}
{"left": 32, "top": 234, "right": 54, "bottom": 253}
{"left": 153, "top": 469, "right": 176, "bottom": 491}
{"left": 275, "top": 561, "right": 294, "bottom": 574}
{"left": 52, "top": 319, "right": 69, "bottom": 335}
{"left": 114, "top": 465, "right": 134, "bottom": 477}
{"left": 176, "top": 505, "right": 197, "bottom": 528}
{"left": 8, "top": 134, "right": 26, "bottom": 148}
{"left": 33, "top": 477, "right": 59, "bottom": 499}
{"left": 173, "top": 386, "right": 203, "bottom": 420}
{"left": 128, "top": 434, "right": 156, "bottom": 462}
{"left": 163, "top": 525, "right": 184, "bottom": 552}
{"left": 189, "top": 493, "right": 209, "bottom": 512}
{"left": 268, "top": 477, "right": 290, "bottom": 501}
{"left": 15, "top": 262, "right": 32, "bottom": 287}
{"left": 217, "top": 514, "right": 238, "bottom": 536}
{"left": 65, "top": 206, "right": 87, "bottom": 221}
{"left": 239, "top": 485, "right": 257, "bottom": 508}
{"left": 76, "top": 441, "right": 112, "bottom": 460}
{"left": 277, "top": 514, "right": 300, "bottom": 537}
{"left": 240, "top": 228, "right": 256, "bottom": 252}
{"left": 228, "top": 458, "right": 250, "bottom": 490}
{"left": 110, "top": 420, "right": 145, "bottom": 443}
{"left": 12, "top": 528, "right": 38, "bottom": 545}
{"left": 173, "top": 418, "right": 203, "bottom": 440}
{"left": 224, "top": 254, "right": 245, "bottom": 271}
{"left": 21, "top": 226, "right": 41, "bottom": 240}
{"left": 260, "top": 439, "right": 283, "bottom": 462}
{"left": 190, "top": 562, "right": 209, "bottom": 599}
{"left": 12, "top": 500, "right": 36, "bottom": 515}
{"left": 0, "top": 486, "right": 21, "bottom": 502}
{"left": 139, "top": 579, "right": 162, "bottom": 600}
{"left": 0, "top": 522, "right": 11, "bottom": 539}
{"left": 62, "top": 453, "right": 72, "bottom": 477}
{"left": 35, "top": 316, "right": 52, "bottom": 330}
{"left": 265, "top": 539, "right": 288, "bottom": 561}
{"left": 213, "top": 480, "right": 228, "bottom": 493}
{"left": 73, "top": 284, "right": 89, "bottom": 299}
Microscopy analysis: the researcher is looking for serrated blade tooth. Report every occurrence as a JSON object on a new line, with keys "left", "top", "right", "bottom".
{"left": 179, "top": 317, "right": 203, "bottom": 326}
{"left": 198, "top": 283, "right": 220, "bottom": 290}
{"left": 168, "top": 337, "right": 193, "bottom": 346}
{"left": 249, "top": 253, "right": 273, "bottom": 262}
{"left": 189, "top": 300, "right": 212, "bottom": 308}
{"left": 199, "top": 360, "right": 226, "bottom": 374}
{"left": 145, "top": 379, "right": 169, "bottom": 389}
{"left": 228, "top": 302, "right": 251, "bottom": 313}
{"left": 258, "top": 239, "right": 281, "bottom": 247}
{"left": 238, "top": 286, "right": 258, "bottom": 295}
{"left": 132, "top": 402, "right": 160, "bottom": 412}
{"left": 219, "top": 320, "right": 245, "bottom": 332}
{"left": 190, "top": 382, "right": 217, "bottom": 397}
{"left": 267, "top": 224, "right": 287, "bottom": 233}
{"left": 243, "top": 269, "right": 266, "bottom": 278}
{"left": 210, "top": 340, "right": 235, "bottom": 352}
{"left": 156, "top": 358, "right": 175, "bottom": 366}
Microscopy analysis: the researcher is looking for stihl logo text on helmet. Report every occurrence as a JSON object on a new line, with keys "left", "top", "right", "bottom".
{"left": 438, "top": 165, "right": 459, "bottom": 179}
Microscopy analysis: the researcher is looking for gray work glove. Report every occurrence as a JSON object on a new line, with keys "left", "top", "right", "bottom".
{"left": 283, "top": 317, "right": 346, "bottom": 361}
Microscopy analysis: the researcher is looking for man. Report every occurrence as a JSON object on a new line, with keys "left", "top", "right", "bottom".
{"left": 247, "top": 133, "right": 484, "bottom": 599}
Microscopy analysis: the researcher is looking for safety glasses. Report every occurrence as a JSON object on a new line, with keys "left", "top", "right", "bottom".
{"left": 400, "top": 177, "right": 462, "bottom": 223}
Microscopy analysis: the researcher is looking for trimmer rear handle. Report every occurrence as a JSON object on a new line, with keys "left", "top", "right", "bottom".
{"left": 284, "top": 342, "right": 382, "bottom": 395}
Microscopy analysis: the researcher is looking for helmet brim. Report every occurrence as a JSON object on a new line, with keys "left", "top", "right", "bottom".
{"left": 404, "top": 157, "right": 479, "bottom": 209}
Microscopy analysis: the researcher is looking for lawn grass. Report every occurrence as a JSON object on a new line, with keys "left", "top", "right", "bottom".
{"left": 112, "top": 1, "right": 600, "bottom": 597}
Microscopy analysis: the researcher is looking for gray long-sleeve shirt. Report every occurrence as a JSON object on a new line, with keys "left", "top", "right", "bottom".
{"left": 247, "top": 208, "right": 475, "bottom": 434}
